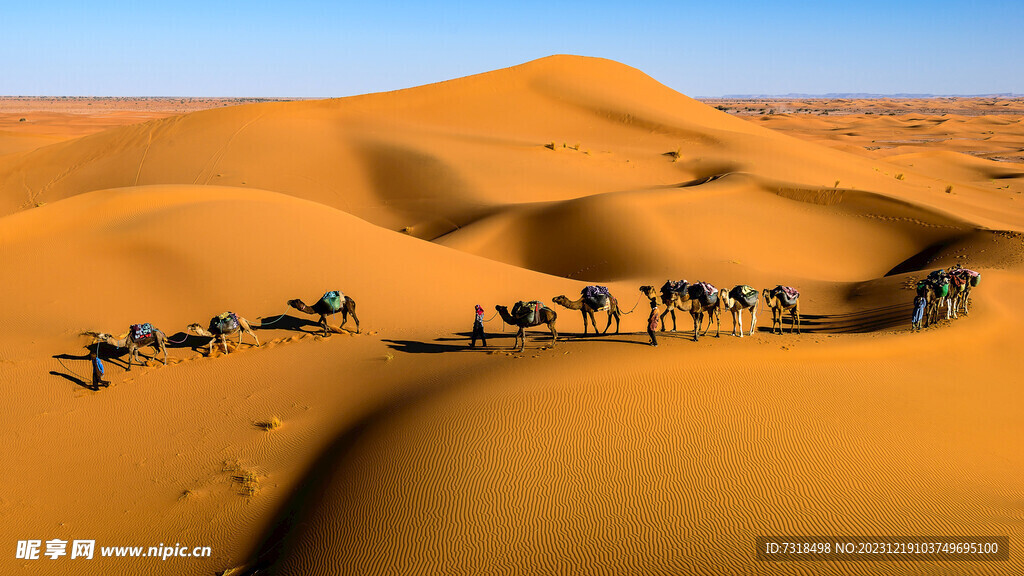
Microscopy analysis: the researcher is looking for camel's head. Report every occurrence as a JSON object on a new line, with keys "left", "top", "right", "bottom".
{"left": 286, "top": 299, "right": 302, "bottom": 310}
{"left": 495, "top": 305, "right": 507, "bottom": 313}
{"left": 186, "top": 323, "right": 203, "bottom": 334}
{"left": 639, "top": 285, "right": 655, "bottom": 299}
{"left": 552, "top": 295, "right": 569, "bottom": 306}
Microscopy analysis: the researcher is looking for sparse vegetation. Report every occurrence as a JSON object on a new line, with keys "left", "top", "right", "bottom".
{"left": 224, "top": 460, "right": 260, "bottom": 497}
{"left": 255, "top": 416, "right": 282, "bottom": 431}
{"left": 834, "top": 180, "right": 840, "bottom": 189}
{"left": 895, "top": 173, "right": 905, "bottom": 180}
{"left": 945, "top": 185, "right": 954, "bottom": 194}
{"left": 384, "top": 351, "right": 394, "bottom": 362}
{"left": 400, "top": 226, "right": 413, "bottom": 234}
{"left": 19, "top": 117, "right": 26, "bottom": 122}
{"left": 544, "top": 142, "right": 555, "bottom": 150}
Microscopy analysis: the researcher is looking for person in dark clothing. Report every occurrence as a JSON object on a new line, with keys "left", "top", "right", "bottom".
{"left": 89, "top": 348, "right": 110, "bottom": 389}
{"left": 911, "top": 294, "right": 927, "bottom": 332}
{"left": 647, "top": 299, "right": 660, "bottom": 346}
{"left": 470, "top": 304, "right": 488, "bottom": 348}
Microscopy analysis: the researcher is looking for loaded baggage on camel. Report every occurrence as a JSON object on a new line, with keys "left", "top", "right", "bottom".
{"left": 581, "top": 285, "right": 611, "bottom": 311}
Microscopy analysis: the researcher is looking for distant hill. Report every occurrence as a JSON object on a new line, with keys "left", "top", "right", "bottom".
{"left": 717, "top": 93, "right": 1021, "bottom": 99}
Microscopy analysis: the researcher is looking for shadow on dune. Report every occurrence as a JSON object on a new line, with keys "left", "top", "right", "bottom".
{"left": 236, "top": 363, "right": 473, "bottom": 575}
{"left": 755, "top": 302, "right": 914, "bottom": 334}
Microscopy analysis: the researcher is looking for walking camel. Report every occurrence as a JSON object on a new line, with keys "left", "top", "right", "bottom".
{"left": 287, "top": 290, "right": 360, "bottom": 336}
{"left": 87, "top": 323, "right": 168, "bottom": 371}
{"left": 640, "top": 282, "right": 693, "bottom": 332}
{"left": 187, "top": 312, "right": 260, "bottom": 356}
{"left": 495, "top": 302, "right": 558, "bottom": 352}
{"left": 718, "top": 285, "right": 759, "bottom": 337}
{"left": 552, "top": 287, "right": 621, "bottom": 335}
{"left": 763, "top": 286, "right": 801, "bottom": 334}
{"left": 686, "top": 282, "right": 721, "bottom": 341}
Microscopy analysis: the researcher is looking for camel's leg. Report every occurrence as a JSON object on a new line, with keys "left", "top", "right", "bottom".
{"left": 794, "top": 309, "right": 801, "bottom": 334}
{"left": 749, "top": 307, "right": 757, "bottom": 336}
{"left": 735, "top": 309, "right": 742, "bottom": 337}
{"left": 248, "top": 328, "right": 261, "bottom": 347}
{"left": 518, "top": 328, "right": 526, "bottom": 352}
{"left": 660, "top": 308, "right": 671, "bottom": 332}
{"left": 223, "top": 335, "right": 230, "bottom": 355}
{"left": 715, "top": 308, "right": 721, "bottom": 337}
{"left": 320, "top": 314, "right": 329, "bottom": 336}
{"left": 580, "top": 310, "right": 589, "bottom": 335}
{"left": 549, "top": 322, "right": 558, "bottom": 347}
{"left": 692, "top": 312, "right": 700, "bottom": 342}
{"left": 602, "top": 310, "right": 613, "bottom": 334}
{"left": 127, "top": 344, "right": 134, "bottom": 371}
{"left": 347, "top": 301, "right": 360, "bottom": 333}
{"left": 612, "top": 311, "right": 620, "bottom": 334}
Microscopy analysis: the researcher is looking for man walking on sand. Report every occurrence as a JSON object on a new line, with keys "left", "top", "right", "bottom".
{"left": 470, "top": 304, "right": 488, "bottom": 348}
{"left": 911, "top": 294, "right": 927, "bottom": 332}
{"left": 89, "top": 348, "right": 110, "bottom": 389}
{"left": 647, "top": 299, "right": 660, "bottom": 346}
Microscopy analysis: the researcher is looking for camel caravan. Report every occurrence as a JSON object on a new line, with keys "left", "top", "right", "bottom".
{"left": 72, "top": 264, "right": 981, "bottom": 384}
{"left": 912, "top": 265, "right": 981, "bottom": 331}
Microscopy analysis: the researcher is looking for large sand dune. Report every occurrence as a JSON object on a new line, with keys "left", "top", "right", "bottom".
{"left": 1, "top": 56, "right": 1022, "bottom": 575}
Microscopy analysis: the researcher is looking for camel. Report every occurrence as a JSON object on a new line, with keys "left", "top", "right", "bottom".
{"left": 640, "top": 282, "right": 693, "bottom": 332}
{"left": 187, "top": 312, "right": 260, "bottom": 356}
{"left": 88, "top": 323, "right": 168, "bottom": 371}
{"left": 552, "top": 288, "right": 620, "bottom": 335}
{"left": 947, "top": 266, "right": 979, "bottom": 317}
{"left": 287, "top": 290, "right": 360, "bottom": 336}
{"left": 922, "top": 271, "right": 951, "bottom": 325}
{"left": 718, "top": 285, "right": 759, "bottom": 337}
{"left": 685, "top": 282, "right": 721, "bottom": 341}
{"left": 495, "top": 302, "right": 558, "bottom": 352}
{"left": 762, "top": 286, "right": 801, "bottom": 334}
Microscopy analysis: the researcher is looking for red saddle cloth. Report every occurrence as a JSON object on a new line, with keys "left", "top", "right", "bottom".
{"left": 779, "top": 286, "right": 800, "bottom": 299}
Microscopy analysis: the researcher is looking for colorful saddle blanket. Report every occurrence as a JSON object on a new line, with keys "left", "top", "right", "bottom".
{"left": 512, "top": 301, "right": 545, "bottom": 327}
{"left": 730, "top": 285, "right": 758, "bottom": 308}
{"left": 693, "top": 282, "right": 717, "bottom": 306}
{"left": 774, "top": 285, "right": 800, "bottom": 306}
{"left": 321, "top": 290, "right": 344, "bottom": 313}
{"left": 582, "top": 285, "right": 611, "bottom": 311}
{"left": 210, "top": 312, "right": 240, "bottom": 335}
{"left": 130, "top": 323, "right": 154, "bottom": 340}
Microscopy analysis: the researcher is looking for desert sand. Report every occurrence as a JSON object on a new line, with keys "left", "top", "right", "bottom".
{"left": 1, "top": 56, "right": 1022, "bottom": 575}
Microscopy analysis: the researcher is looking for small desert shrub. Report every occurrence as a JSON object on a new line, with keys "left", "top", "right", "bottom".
{"left": 384, "top": 352, "right": 394, "bottom": 362}
{"left": 255, "top": 416, "right": 282, "bottom": 431}
{"left": 544, "top": 142, "right": 555, "bottom": 150}
{"left": 895, "top": 173, "right": 905, "bottom": 180}
{"left": 945, "top": 185, "right": 954, "bottom": 194}
{"left": 19, "top": 118, "right": 26, "bottom": 122}
{"left": 834, "top": 180, "right": 841, "bottom": 189}
{"left": 400, "top": 226, "right": 413, "bottom": 234}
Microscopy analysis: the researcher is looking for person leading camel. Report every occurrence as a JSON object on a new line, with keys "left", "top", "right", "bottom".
{"left": 647, "top": 299, "right": 660, "bottom": 347}
{"left": 470, "top": 304, "right": 488, "bottom": 348}
{"left": 89, "top": 349, "right": 110, "bottom": 389}
{"left": 912, "top": 294, "right": 926, "bottom": 332}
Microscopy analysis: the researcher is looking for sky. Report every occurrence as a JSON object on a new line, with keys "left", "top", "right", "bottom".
{"left": 1, "top": 0, "right": 1021, "bottom": 98}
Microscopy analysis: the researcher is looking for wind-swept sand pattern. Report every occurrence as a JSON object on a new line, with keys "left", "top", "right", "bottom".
{"left": 1, "top": 56, "right": 1022, "bottom": 575}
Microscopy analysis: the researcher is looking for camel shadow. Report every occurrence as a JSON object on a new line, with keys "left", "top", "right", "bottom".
{"left": 759, "top": 302, "right": 914, "bottom": 334}
{"left": 164, "top": 332, "right": 209, "bottom": 350}
{"left": 256, "top": 314, "right": 322, "bottom": 334}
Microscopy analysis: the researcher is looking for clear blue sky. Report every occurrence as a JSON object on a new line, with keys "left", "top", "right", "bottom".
{"left": 1, "top": 0, "right": 1020, "bottom": 97}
